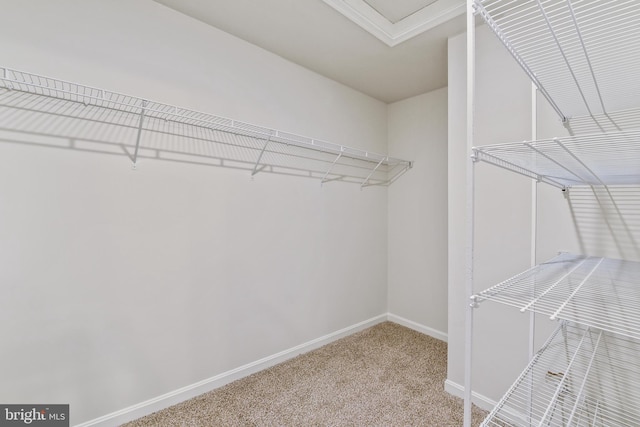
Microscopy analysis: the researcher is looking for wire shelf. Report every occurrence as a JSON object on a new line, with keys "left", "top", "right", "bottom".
{"left": 474, "top": 253, "right": 640, "bottom": 341}
{"left": 472, "top": 130, "right": 640, "bottom": 189}
{"left": 0, "top": 67, "right": 412, "bottom": 187}
{"left": 474, "top": 0, "right": 640, "bottom": 121}
{"left": 482, "top": 321, "right": 640, "bottom": 426}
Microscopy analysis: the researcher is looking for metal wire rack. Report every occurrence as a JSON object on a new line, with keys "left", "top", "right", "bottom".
{"left": 482, "top": 321, "right": 640, "bottom": 426}
{"left": 473, "top": 253, "right": 640, "bottom": 341}
{"left": 0, "top": 67, "right": 412, "bottom": 187}
{"left": 472, "top": 130, "right": 640, "bottom": 189}
{"left": 468, "top": 1, "right": 640, "bottom": 426}
{"left": 474, "top": 0, "right": 640, "bottom": 121}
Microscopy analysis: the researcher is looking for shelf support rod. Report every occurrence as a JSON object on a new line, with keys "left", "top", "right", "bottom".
{"left": 524, "top": 141, "right": 586, "bottom": 185}
{"left": 565, "top": 0, "right": 606, "bottom": 114}
{"left": 538, "top": 326, "right": 591, "bottom": 427}
{"left": 251, "top": 133, "right": 273, "bottom": 177}
{"left": 132, "top": 100, "right": 148, "bottom": 168}
{"left": 474, "top": 1, "right": 567, "bottom": 122}
{"left": 361, "top": 157, "right": 385, "bottom": 188}
{"left": 535, "top": 0, "right": 594, "bottom": 117}
{"left": 564, "top": 330, "right": 603, "bottom": 427}
{"left": 553, "top": 139, "right": 606, "bottom": 186}
{"left": 321, "top": 150, "right": 344, "bottom": 185}
{"left": 550, "top": 257, "right": 604, "bottom": 320}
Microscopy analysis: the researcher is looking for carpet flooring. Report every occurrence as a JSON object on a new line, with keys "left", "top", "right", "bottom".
{"left": 124, "top": 322, "right": 487, "bottom": 426}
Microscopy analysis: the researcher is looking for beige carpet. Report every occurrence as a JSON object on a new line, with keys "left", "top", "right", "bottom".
{"left": 124, "top": 322, "right": 487, "bottom": 426}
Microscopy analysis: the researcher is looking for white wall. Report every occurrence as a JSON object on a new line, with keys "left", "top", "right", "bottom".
{"left": 387, "top": 88, "right": 448, "bottom": 339}
{"left": 0, "top": 1, "right": 390, "bottom": 424}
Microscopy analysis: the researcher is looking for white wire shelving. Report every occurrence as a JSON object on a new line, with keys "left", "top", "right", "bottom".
{"left": 473, "top": 253, "right": 640, "bottom": 341}
{"left": 472, "top": 130, "right": 640, "bottom": 190}
{"left": 474, "top": 0, "right": 640, "bottom": 121}
{"left": 467, "top": 1, "right": 640, "bottom": 426}
{"left": 0, "top": 67, "right": 412, "bottom": 187}
{"left": 482, "top": 321, "right": 640, "bottom": 427}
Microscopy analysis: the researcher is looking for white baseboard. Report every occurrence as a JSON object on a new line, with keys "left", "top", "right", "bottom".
{"left": 75, "top": 314, "right": 387, "bottom": 427}
{"left": 444, "top": 379, "right": 497, "bottom": 413}
{"left": 386, "top": 313, "right": 448, "bottom": 342}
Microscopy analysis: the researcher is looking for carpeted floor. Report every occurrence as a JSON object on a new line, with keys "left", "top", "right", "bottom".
{"left": 124, "top": 322, "right": 487, "bottom": 426}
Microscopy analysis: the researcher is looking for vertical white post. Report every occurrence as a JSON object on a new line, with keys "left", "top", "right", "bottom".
{"left": 529, "top": 84, "right": 537, "bottom": 358}
{"left": 464, "top": 1, "right": 476, "bottom": 426}
{"left": 528, "top": 82, "right": 538, "bottom": 427}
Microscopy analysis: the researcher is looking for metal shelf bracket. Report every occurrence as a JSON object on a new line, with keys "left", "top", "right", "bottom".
{"left": 251, "top": 132, "right": 274, "bottom": 177}
{"left": 132, "top": 100, "right": 148, "bottom": 169}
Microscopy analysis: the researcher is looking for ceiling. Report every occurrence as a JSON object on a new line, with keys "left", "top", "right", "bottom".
{"left": 153, "top": 0, "right": 466, "bottom": 103}
{"left": 366, "top": 0, "right": 441, "bottom": 24}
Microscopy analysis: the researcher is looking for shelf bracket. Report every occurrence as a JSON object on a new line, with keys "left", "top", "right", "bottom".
{"left": 553, "top": 138, "right": 606, "bottom": 186}
{"left": 474, "top": 0, "right": 567, "bottom": 122}
{"left": 524, "top": 141, "right": 586, "bottom": 185}
{"left": 470, "top": 149, "right": 479, "bottom": 162}
{"left": 566, "top": 0, "right": 607, "bottom": 114}
{"left": 251, "top": 133, "right": 273, "bottom": 177}
{"left": 535, "top": 0, "right": 595, "bottom": 117}
{"left": 361, "top": 157, "right": 386, "bottom": 188}
{"left": 321, "top": 150, "right": 344, "bottom": 185}
{"left": 469, "top": 295, "right": 479, "bottom": 308}
{"left": 132, "top": 100, "right": 148, "bottom": 168}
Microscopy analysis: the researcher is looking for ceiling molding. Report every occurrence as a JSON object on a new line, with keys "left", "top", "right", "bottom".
{"left": 322, "top": 0, "right": 464, "bottom": 47}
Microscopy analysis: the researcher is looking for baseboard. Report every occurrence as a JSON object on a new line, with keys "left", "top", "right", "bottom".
{"left": 75, "top": 314, "right": 387, "bottom": 427}
{"left": 386, "top": 313, "right": 448, "bottom": 342}
{"left": 444, "top": 379, "right": 497, "bottom": 413}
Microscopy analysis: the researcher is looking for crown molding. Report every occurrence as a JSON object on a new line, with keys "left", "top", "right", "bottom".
{"left": 322, "top": 0, "right": 465, "bottom": 47}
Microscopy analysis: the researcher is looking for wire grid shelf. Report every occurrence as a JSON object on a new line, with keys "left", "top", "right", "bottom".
{"left": 482, "top": 321, "right": 640, "bottom": 426}
{"left": 0, "top": 67, "right": 412, "bottom": 186}
{"left": 472, "top": 130, "right": 640, "bottom": 189}
{"left": 474, "top": 0, "right": 640, "bottom": 121}
{"left": 474, "top": 253, "right": 640, "bottom": 341}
